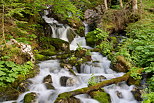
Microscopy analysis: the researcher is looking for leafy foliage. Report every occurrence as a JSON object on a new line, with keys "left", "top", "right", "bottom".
{"left": 0, "top": 61, "right": 33, "bottom": 86}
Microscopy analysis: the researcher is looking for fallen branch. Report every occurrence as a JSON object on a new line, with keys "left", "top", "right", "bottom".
{"left": 55, "top": 68, "right": 143, "bottom": 103}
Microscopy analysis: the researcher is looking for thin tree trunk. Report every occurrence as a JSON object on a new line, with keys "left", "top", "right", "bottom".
{"left": 104, "top": 0, "right": 108, "bottom": 10}
{"left": 132, "top": 0, "right": 138, "bottom": 11}
{"left": 120, "top": 0, "right": 123, "bottom": 8}
{"left": 2, "top": 1, "right": 7, "bottom": 47}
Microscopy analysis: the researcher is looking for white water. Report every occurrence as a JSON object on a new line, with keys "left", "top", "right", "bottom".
{"left": 3, "top": 10, "right": 138, "bottom": 103}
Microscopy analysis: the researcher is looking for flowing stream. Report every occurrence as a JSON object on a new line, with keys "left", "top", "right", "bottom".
{"left": 3, "top": 10, "right": 138, "bottom": 103}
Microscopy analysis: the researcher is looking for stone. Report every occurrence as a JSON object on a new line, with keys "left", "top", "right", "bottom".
{"left": 43, "top": 75, "right": 52, "bottom": 83}
{"left": 23, "top": 92, "right": 38, "bottom": 103}
{"left": 60, "top": 76, "right": 76, "bottom": 86}
{"left": 49, "top": 38, "right": 70, "bottom": 52}
{"left": 131, "top": 87, "right": 142, "bottom": 101}
{"left": 0, "top": 87, "right": 20, "bottom": 102}
{"left": 18, "top": 80, "right": 32, "bottom": 92}
{"left": 43, "top": 75, "right": 55, "bottom": 89}
{"left": 89, "top": 90, "right": 110, "bottom": 103}
{"left": 55, "top": 97, "right": 80, "bottom": 103}
{"left": 115, "top": 91, "right": 123, "bottom": 98}
{"left": 44, "top": 83, "right": 55, "bottom": 90}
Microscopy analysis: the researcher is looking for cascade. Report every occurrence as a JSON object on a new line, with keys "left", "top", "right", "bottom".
{"left": 3, "top": 10, "right": 139, "bottom": 103}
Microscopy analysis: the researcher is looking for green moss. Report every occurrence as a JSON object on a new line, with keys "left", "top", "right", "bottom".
{"left": 91, "top": 91, "right": 110, "bottom": 103}
{"left": 0, "top": 87, "right": 20, "bottom": 101}
{"left": 39, "top": 49, "right": 56, "bottom": 56}
{"left": 24, "top": 92, "right": 37, "bottom": 103}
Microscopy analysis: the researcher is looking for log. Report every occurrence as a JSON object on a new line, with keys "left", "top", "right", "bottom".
{"left": 55, "top": 72, "right": 130, "bottom": 103}
{"left": 55, "top": 68, "right": 143, "bottom": 103}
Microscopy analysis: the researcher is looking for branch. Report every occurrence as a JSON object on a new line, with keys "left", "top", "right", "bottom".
{"left": 55, "top": 68, "right": 144, "bottom": 103}
{"left": 55, "top": 72, "right": 131, "bottom": 103}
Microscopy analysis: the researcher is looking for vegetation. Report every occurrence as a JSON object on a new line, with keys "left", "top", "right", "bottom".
{"left": 0, "top": 0, "right": 154, "bottom": 102}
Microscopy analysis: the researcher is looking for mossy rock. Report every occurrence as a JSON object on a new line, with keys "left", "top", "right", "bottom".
{"left": 39, "top": 49, "right": 56, "bottom": 56}
{"left": 55, "top": 96, "right": 80, "bottom": 103}
{"left": 85, "top": 33, "right": 96, "bottom": 47}
{"left": 35, "top": 54, "right": 50, "bottom": 61}
{"left": 24, "top": 92, "right": 38, "bottom": 103}
{"left": 49, "top": 38, "right": 70, "bottom": 52}
{"left": 89, "top": 90, "right": 110, "bottom": 103}
{"left": 0, "top": 87, "right": 20, "bottom": 102}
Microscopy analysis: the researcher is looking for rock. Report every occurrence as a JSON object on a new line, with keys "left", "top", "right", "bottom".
{"left": 0, "top": 87, "right": 20, "bottom": 102}
{"left": 55, "top": 97, "right": 80, "bottom": 103}
{"left": 43, "top": 75, "right": 55, "bottom": 89}
{"left": 89, "top": 90, "right": 110, "bottom": 103}
{"left": 131, "top": 87, "right": 142, "bottom": 101}
{"left": 18, "top": 80, "right": 32, "bottom": 92}
{"left": 24, "top": 92, "right": 38, "bottom": 103}
{"left": 49, "top": 38, "right": 70, "bottom": 52}
{"left": 94, "top": 75, "right": 107, "bottom": 83}
{"left": 43, "top": 75, "right": 52, "bottom": 83}
{"left": 60, "top": 76, "right": 76, "bottom": 86}
{"left": 44, "top": 83, "right": 55, "bottom": 89}
{"left": 115, "top": 91, "right": 123, "bottom": 98}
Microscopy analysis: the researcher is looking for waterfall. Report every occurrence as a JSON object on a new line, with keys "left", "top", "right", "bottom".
{"left": 3, "top": 10, "right": 139, "bottom": 103}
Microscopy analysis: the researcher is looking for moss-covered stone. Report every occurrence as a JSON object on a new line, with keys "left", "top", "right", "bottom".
{"left": 0, "top": 87, "right": 20, "bottom": 102}
{"left": 48, "top": 38, "right": 70, "bottom": 52}
{"left": 24, "top": 92, "right": 38, "bottom": 103}
{"left": 89, "top": 90, "right": 110, "bottom": 103}
{"left": 55, "top": 96, "right": 80, "bottom": 103}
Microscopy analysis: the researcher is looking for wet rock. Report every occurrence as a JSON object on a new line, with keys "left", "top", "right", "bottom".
{"left": 24, "top": 92, "right": 38, "bottom": 103}
{"left": 43, "top": 75, "right": 55, "bottom": 89}
{"left": 0, "top": 87, "right": 20, "bottom": 102}
{"left": 89, "top": 90, "right": 110, "bottom": 103}
{"left": 44, "top": 83, "right": 55, "bottom": 89}
{"left": 131, "top": 87, "right": 142, "bottom": 101}
{"left": 94, "top": 75, "right": 106, "bottom": 83}
{"left": 18, "top": 80, "right": 32, "bottom": 92}
{"left": 115, "top": 91, "right": 123, "bottom": 98}
{"left": 55, "top": 97, "right": 80, "bottom": 103}
{"left": 49, "top": 38, "right": 70, "bottom": 52}
{"left": 60, "top": 76, "right": 76, "bottom": 86}
{"left": 43, "top": 75, "right": 52, "bottom": 83}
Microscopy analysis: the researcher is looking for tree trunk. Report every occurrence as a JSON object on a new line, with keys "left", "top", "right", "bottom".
{"left": 104, "top": 0, "right": 108, "bottom": 10}
{"left": 120, "top": 0, "right": 123, "bottom": 8}
{"left": 2, "top": 1, "right": 7, "bottom": 47}
{"left": 132, "top": 0, "right": 138, "bottom": 11}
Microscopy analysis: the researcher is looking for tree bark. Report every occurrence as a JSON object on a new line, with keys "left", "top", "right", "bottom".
{"left": 120, "top": 0, "right": 123, "bottom": 8}
{"left": 55, "top": 68, "right": 143, "bottom": 103}
{"left": 104, "top": 0, "right": 108, "bottom": 10}
{"left": 55, "top": 72, "right": 131, "bottom": 103}
{"left": 2, "top": 1, "right": 7, "bottom": 47}
{"left": 132, "top": 0, "right": 138, "bottom": 11}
